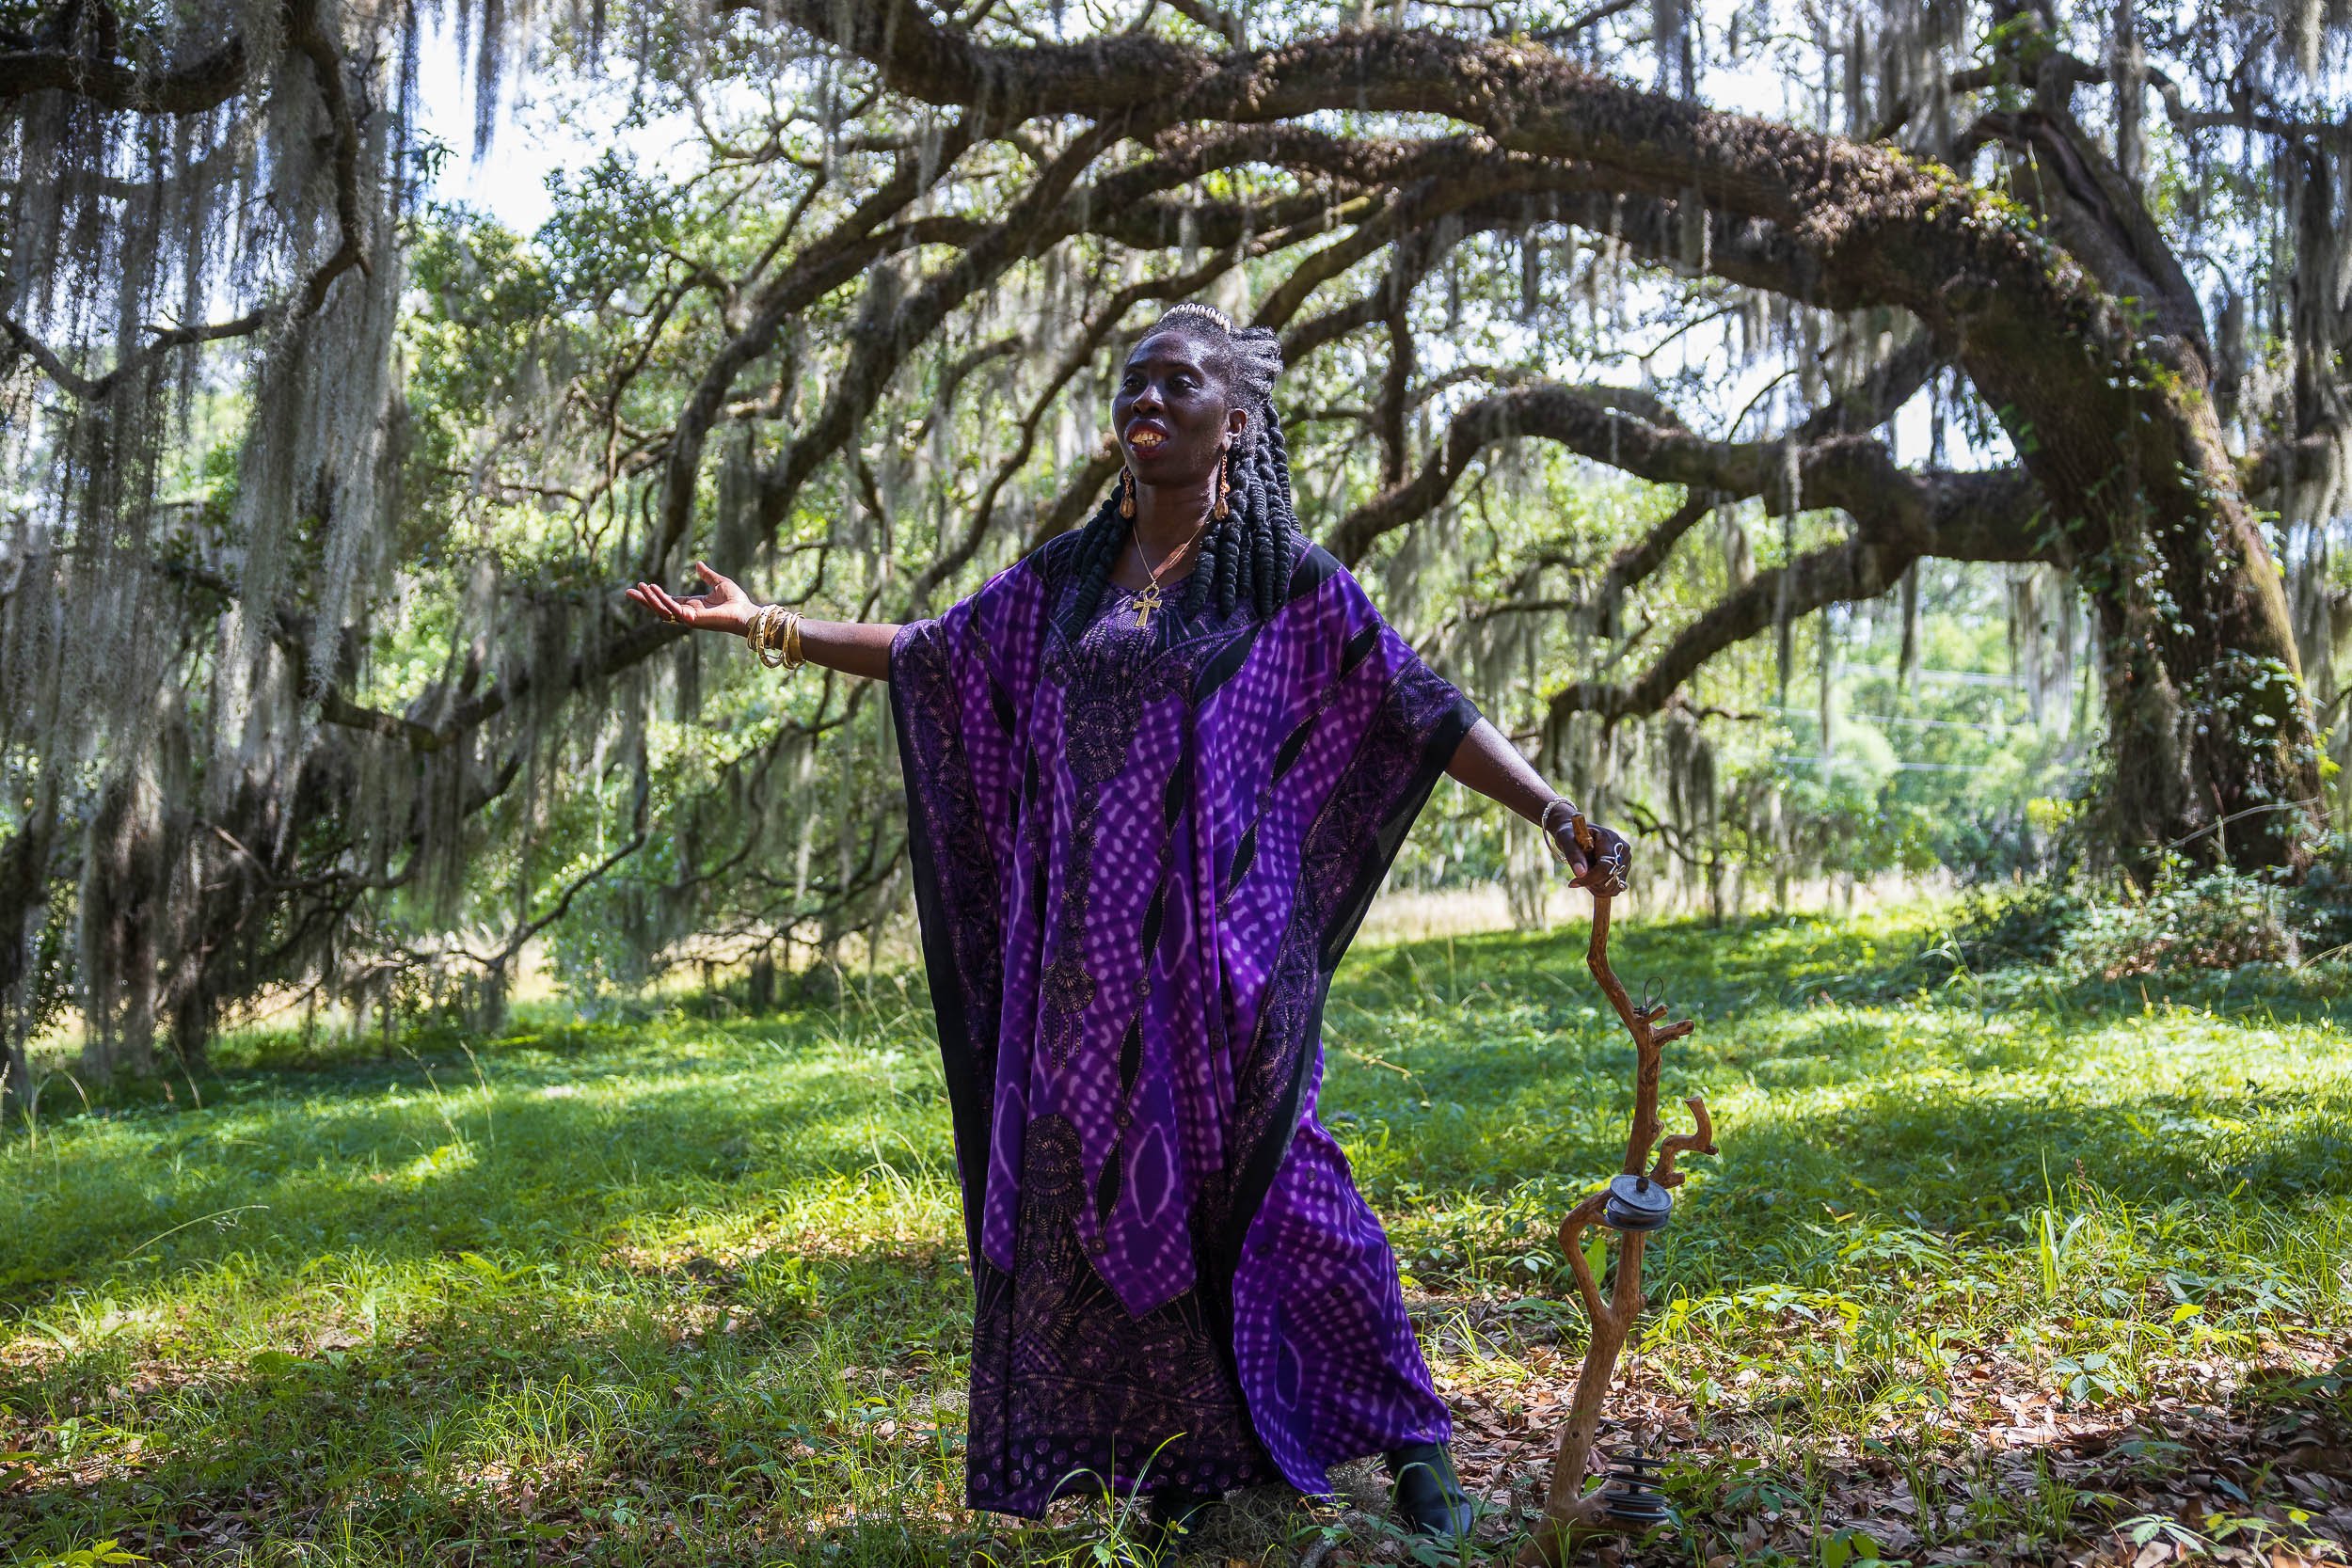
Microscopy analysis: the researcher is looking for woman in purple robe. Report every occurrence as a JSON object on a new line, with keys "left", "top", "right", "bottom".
{"left": 628, "top": 301, "right": 1631, "bottom": 1544}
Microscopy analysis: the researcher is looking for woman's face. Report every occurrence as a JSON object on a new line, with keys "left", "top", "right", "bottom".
{"left": 1112, "top": 330, "right": 1243, "bottom": 485}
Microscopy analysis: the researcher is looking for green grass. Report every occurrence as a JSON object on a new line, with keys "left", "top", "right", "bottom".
{"left": 4, "top": 907, "right": 2349, "bottom": 1566}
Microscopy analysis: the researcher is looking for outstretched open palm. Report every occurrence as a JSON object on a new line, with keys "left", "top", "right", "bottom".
{"left": 626, "top": 561, "right": 755, "bottom": 637}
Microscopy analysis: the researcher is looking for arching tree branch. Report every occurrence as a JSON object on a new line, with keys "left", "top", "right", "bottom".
{"left": 1325, "top": 369, "right": 1975, "bottom": 570}
{"left": 0, "top": 32, "right": 250, "bottom": 111}
{"left": 1549, "top": 466, "right": 2043, "bottom": 725}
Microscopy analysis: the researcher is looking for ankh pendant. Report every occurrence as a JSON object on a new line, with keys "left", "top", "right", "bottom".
{"left": 1132, "top": 582, "right": 1163, "bottom": 629}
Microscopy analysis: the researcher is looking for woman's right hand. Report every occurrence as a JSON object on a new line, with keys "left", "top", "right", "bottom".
{"left": 627, "top": 561, "right": 755, "bottom": 637}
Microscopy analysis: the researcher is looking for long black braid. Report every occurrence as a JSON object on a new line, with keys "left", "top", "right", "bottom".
{"left": 1056, "top": 301, "right": 1307, "bottom": 632}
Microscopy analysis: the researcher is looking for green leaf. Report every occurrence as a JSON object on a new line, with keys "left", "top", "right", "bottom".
{"left": 30, "top": 1542, "right": 148, "bottom": 1568}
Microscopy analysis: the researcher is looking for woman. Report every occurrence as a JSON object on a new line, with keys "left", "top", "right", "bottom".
{"left": 628, "top": 302, "right": 1630, "bottom": 1544}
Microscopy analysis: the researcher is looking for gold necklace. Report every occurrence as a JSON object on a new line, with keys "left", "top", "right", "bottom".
{"left": 1129, "top": 521, "right": 1202, "bottom": 630}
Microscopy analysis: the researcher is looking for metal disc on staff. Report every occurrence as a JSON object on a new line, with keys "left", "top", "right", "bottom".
{"left": 1599, "top": 1451, "right": 1673, "bottom": 1526}
{"left": 1604, "top": 1173, "right": 1673, "bottom": 1232}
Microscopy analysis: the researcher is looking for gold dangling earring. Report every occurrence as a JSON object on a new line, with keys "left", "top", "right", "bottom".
{"left": 1212, "top": 448, "right": 1231, "bottom": 519}
{"left": 1119, "top": 467, "right": 1136, "bottom": 519}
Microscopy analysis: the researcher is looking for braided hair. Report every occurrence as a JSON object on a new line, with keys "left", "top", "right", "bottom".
{"left": 1057, "top": 301, "right": 1307, "bottom": 631}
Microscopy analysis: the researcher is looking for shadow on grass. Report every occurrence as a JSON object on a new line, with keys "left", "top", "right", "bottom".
{"left": 3, "top": 1233, "right": 994, "bottom": 1561}
{"left": 10, "top": 914, "right": 2347, "bottom": 1306}
{"left": 1, "top": 1016, "right": 956, "bottom": 1307}
{"left": 6, "top": 912, "right": 2349, "bottom": 1564}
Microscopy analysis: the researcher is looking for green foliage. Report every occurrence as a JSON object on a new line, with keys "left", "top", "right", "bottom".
{"left": 2056, "top": 872, "right": 2305, "bottom": 980}
{"left": 1388, "top": 524, "right": 2090, "bottom": 899}
{"left": 19, "top": 1542, "right": 147, "bottom": 1568}
{"left": 1929, "top": 844, "right": 2352, "bottom": 987}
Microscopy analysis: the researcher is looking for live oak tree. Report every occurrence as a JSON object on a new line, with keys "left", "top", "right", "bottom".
{"left": 2, "top": 1, "right": 2347, "bottom": 1100}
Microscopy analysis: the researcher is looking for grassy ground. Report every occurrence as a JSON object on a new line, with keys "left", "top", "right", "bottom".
{"left": 3, "top": 908, "right": 2348, "bottom": 1567}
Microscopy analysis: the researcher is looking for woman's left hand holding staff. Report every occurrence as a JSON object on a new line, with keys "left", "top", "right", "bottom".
{"left": 1442, "top": 716, "right": 1632, "bottom": 896}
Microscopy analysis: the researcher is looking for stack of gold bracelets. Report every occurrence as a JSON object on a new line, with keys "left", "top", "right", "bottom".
{"left": 745, "top": 604, "right": 804, "bottom": 671}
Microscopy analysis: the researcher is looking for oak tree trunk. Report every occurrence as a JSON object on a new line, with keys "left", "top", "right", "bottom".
{"left": 1967, "top": 298, "right": 2321, "bottom": 875}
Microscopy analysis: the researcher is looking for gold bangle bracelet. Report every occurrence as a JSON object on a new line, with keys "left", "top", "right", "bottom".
{"left": 749, "top": 604, "right": 787, "bottom": 668}
{"left": 746, "top": 604, "right": 805, "bottom": 673}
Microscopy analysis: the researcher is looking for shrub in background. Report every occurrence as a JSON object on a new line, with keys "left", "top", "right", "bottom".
{"left": 1934, "top": 834, "right": 2352, "bottom": 984}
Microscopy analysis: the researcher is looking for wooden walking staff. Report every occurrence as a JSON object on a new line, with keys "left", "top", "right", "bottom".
{"left": 1518, "top": 816, "right": 1719, "bottom": 1567}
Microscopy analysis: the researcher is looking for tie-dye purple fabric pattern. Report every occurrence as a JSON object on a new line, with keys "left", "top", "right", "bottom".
{"left": 890, "top": 534, "right": 1479, "bottom": 1516}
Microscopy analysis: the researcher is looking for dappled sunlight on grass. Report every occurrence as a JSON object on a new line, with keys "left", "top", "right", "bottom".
{"left": 4, "top": 907, "right": 2348, "bottom": 1563}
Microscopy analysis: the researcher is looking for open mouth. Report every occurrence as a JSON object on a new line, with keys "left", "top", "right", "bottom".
{"left": 1127, "top": 424, "right": 1168, "bottom": 452}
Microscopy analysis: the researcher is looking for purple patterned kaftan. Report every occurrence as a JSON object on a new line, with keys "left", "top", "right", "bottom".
{"left": 889, "top": 532, "right": 1481, "bottom": 1518}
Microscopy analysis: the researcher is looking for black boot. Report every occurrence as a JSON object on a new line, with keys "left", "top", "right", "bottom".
{"left": 1386, "top": 1442, "right": 1475, "bottom": 1539}
{"left": 1129, "top": 1490, "right": 1216, "bottom": 1560}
